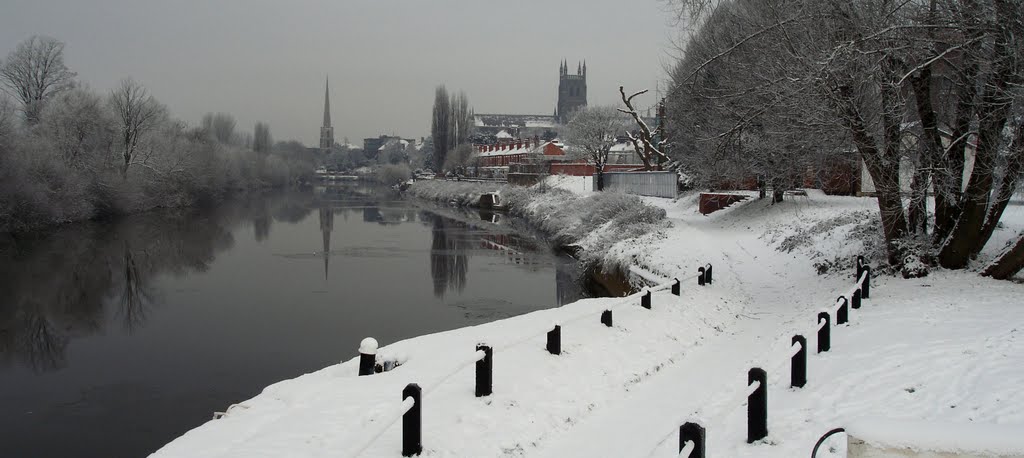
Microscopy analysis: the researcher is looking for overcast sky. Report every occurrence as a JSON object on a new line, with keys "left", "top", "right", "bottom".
{"left": 0, "top": 0, "right": 679, "bottom": 146}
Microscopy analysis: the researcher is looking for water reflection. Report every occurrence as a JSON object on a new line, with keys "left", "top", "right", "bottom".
{"left": 0, "top": 194, "right": 314, "bottom": 373}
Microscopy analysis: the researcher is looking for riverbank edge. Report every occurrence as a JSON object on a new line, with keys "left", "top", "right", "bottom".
{"left": 405, "top": 180, "right": 670, "bottom": 295}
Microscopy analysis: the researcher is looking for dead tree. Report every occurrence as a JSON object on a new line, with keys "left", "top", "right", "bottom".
{"left": 619, "top": 86, "right": 670, "bottom": 170}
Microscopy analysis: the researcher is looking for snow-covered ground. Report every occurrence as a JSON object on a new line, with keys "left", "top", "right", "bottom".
{"left": 152, "top": 188, "right": 1024, "bottom": 458}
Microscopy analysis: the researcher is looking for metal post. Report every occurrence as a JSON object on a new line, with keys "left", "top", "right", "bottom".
{"left": 546, "top": 325, "right": 561, "bottom": 355}
{"left": 698, "top": 267, "right": 706, "bottom": 286}
{"left": 671, "top": 278, "right": 681, "bottom": 296}
{"left": 836, "top": 296, "right": 849, "bottom": 325}
{"left": 862, "top": 266, "right": 871, "bottom": 299}
{"left": 600, "top": 309, "right": 613, "bottom": 327}
{"left": 358, "top": 337, "right": 378, "bottom": 376}
{"left": 747, "top": 367, "right": 768, "bottom": 444}
{"left": 705, "top": 263, "right": 713, "bottom": 284}
{"left": 791, "top": 335, "right": 807, "bottom": 388}
{"left": 641, "top": 290, "right": 651, "bottom": 309}
{"left": 678, "top": 422, "right": 706, "bottom": 458}
{"left": 817, "top": 312, "right": 830, "bottom": 353}
{"left": 475, "top": 344, "right": 492, "bottom": 397}
{"left": 402, "top": 383, "right": 422, "bottom": 457}
{"left": 856, "top": 255, "right": 865, "bottom": 281}
{"left": 852, "top": 288, "right": 862, "bottom": 310}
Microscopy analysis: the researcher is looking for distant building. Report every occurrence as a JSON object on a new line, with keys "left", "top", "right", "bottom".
{"left": 472, "top": 59, "right": 588, "bottom": 139}
{"left": 319, "top": 78, "right": 334, "bottom": 153}
{"left": 363, "top": 135, "right": 399, "bottom": 160}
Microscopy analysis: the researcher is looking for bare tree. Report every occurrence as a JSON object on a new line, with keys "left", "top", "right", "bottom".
{"left": 39, "top": 87, "right": 115, "bottom": 167}
{"left": 0, "top": 36, "right": 77, "bottom": 125}
{"left": 110, "top": 78, "right": 166, "bottom": 178}
{"left": 451, "top": 91, "right": 473, "bottom": 148}
{"left": 618, "top": 86, "right": 671, "bottom": 171}
{"left": 565, "top": 106, "right": 631, "bottom": 191}
{"left": 201, "top": 112, "right": 237, "bottom": 144}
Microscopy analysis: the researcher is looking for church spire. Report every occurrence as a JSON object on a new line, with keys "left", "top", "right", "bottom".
{"left": 323, "top": 77, "right": 332, "bottom": 128}
{"left": 319, "top": 77, "right": 335, "bottom": 151}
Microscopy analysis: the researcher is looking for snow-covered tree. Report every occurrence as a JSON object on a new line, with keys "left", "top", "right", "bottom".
{"left": 109, "top": 78, "right": 166, "bottom": 178}
{"left": 0, "top": 36, "right": 77, "bottom": 125}
{"left": 565, "top": 106, "right": 631, "bottom": 191}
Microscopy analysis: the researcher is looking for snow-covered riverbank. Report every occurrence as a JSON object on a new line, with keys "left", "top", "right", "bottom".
{"left": 153, "top": 184, "right": 1024, "bottom": 457}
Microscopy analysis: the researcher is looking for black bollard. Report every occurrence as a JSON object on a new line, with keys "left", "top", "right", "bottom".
{"left": 791, "top": 335, "right": 807, "bottom": 389}
{"left": 705, "top": 263, "right": 713, "bottom": 284}
{"left": 817, "top": 312, "right": 830, "bottom": 353}
{"left": 475, "top": 344, "right": 493, "bottom": 397}
{"left": 862, "top": 266, "right": 871, "bottom": 299}
{"left": 852, "top": 288, "right": 862, "bottom": 310}
{"left": 402, "top": 383, "right": 422, "bottom": 457}
{"left": 600, "top": 309, "right": 613, "bottom": 327}
{"left": 747, "top": 367, "right": 768, "bottom": 443}
{"left": 836, "top": 296, "right": 849, "bottom": 325}
{"left": 678, "top": 422, "right": 706, "bottom": 458}
{"left": 698, "top": 267, "right": 706, "bottom": 286}
{"left": 358, "top": 337, "right": 378, "bottom": 376}
{"left": 856, "top": 255, "right": 865, "bottom": 281}
{"left": 546, "top": 325, "right": 561, "bottom": 355}
{"left": 641, "top": 290, "right": 651, "bottom": 309}
{"left": 672, "top": 278, "right": 681, "bottom": 296}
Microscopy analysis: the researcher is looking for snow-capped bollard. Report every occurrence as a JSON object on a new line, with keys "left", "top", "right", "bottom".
{"left": 817, "top": 312, "right": 831, "bottom": 353}
{"left": 862, "top": 265, "right": 871, "bottom": 299}
{"left": 600, "top": 309, "right": 613, "bottom": 327}
{"left": 748, "top": 367, "right": 768, "bottom": 444}
{"left": 546, "top": 324, "right": 561, "bottom": 355}
{"left": 698, "top": 267, "right": 706, "bottom": 286}
{"left": 836, "top": 296, "right": 849, "bottom": 325}
{"left": 852, "top": 288, "right": 862, "bottom": 310}
{"left": 358, "top": 337, "right": 378, "bottom": 376}
{"left": 671, "top": 278, "right": 681, "bottom": 296}
{"left": 641, "top": 290, "right": 651, "bottom": 309}
{"left": 402, "top": 383, "right": 422, "bottom": 457}
{"left": 791, "top": 335, "right": 807, "bottom": 388}
{"left": 856, "top": 255, "right": 865, "bottom": 281}
{"left": 678, "top": 422, "right": 706, "bottom": 458}
{"left": 475, "top": 344, "right": 493, "bottom": 397}
{"left": 705, "top": 263, "right": 713, "bottom": 284}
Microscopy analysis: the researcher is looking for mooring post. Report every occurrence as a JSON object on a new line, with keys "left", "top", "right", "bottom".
{"left": 791, "top": 335, "right": 807, "bottom": 388}
{"left": 678, "top": 422, "right": 706, "bottom": 458}
{"left": 358, "top": 337, "right": 378, "bottom": 376}
{"left": 671, "top": 278, "right": 681, "bottom": 296}
{"left": 600, "top": 309, "right": 613, "bottom": 327}
{"left": 852, "top": 288, "right": 862, "bottom": 310}
{"left": 817, "top": 312, "right": 830, "bottom": 353}
{"left": 641, "top": 290, "right": 651, "bottom": 309}
{"left": 475, "top": 344, "right": 493, "bottom": 397}
{"left": 698, "top": 267, "right": 706, "bottom": 286}
{"left": 747, "top": 367, "right": 768, "bottom": 444}
{"left": 546, "top": 324, "right": 561, "bottom": 355}
{"left": 862, "top": 265, "right": 871, "bottom": 299}
{"left": 402, "top": 383, "right": 422, "bottom": 457}
{"left": 705, "top": 263, "right": 713, "bottom": 284}
{"left": 836, "top": 296, "right": 849, "bottom": 325}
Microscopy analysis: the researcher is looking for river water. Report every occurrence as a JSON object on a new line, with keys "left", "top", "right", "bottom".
{"left": 0, "top": 183, "right": 591, "bottom": 458}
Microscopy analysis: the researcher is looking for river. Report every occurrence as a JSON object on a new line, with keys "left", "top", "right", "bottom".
{"left": 0, "top": 183, "right": 592, "bottom": 458}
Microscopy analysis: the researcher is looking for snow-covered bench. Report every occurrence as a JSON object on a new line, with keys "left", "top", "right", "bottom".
{"left": 844, "top": 418, "right": 1024, "bottom": 458}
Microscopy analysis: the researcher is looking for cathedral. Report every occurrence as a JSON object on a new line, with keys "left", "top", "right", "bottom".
{"left": 473, "top": 60, "right": 588, "bottom": 138}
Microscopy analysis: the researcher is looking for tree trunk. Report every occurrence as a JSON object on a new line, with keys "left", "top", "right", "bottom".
{"left": 938, "top": 39, "right": 1015, "bottom": 268}
{"left": 981, "top": 233, "right": 1024, "bottom": 280}
{"left": 596, "top": 167, "right": 605, "bottom": 191}
{"left": 975, "top": 123, "right": 1023, "bottom": 253}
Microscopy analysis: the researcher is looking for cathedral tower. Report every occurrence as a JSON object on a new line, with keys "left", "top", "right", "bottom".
{"left": 319, "top": 77, "right": 334, "bottom": 152}
{"left": 556, "top": 60, "right": 587, "bottom": 124}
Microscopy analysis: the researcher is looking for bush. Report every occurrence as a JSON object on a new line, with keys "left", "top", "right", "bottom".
{"left": 376, "top": 163, "right": 412, "bottom": 186}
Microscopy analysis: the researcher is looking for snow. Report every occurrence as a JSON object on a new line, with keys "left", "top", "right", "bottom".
{"left": 543, "top": 174, "right": 592, "bottom": 195}
{"left": 152, "top": 190, "right": 1024, "bottom": 458}
{"left": 845, "top": 417, "right": 1024, "bottom": 455}
{"left": 359, "top": 338, "right": 378, "bottom": 355}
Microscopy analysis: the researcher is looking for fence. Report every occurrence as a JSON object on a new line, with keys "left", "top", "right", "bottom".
{"left": 343, "top": 262, "right": 716, "bottom": 457}
{"left": 663, "top": 255, "right": 873, "bottom": 457}
{"left": 595, "top": 171, "right": 678, "bottom": 198}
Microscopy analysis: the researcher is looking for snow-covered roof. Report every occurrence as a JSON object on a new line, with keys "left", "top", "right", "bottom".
{"left": 495, "top": 130, "right": 513, "bottom": 139}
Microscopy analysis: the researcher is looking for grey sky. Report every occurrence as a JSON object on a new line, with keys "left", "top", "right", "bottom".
{"left": 0, "top": 0, "right": 678, "bottom": 146}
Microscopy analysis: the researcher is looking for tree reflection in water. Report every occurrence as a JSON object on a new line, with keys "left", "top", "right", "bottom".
{"left": 427, "top": 212, "right": 470, "bottom": 298}
{"left": 0, "top": 192, "right": 313, "bottom": 373}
